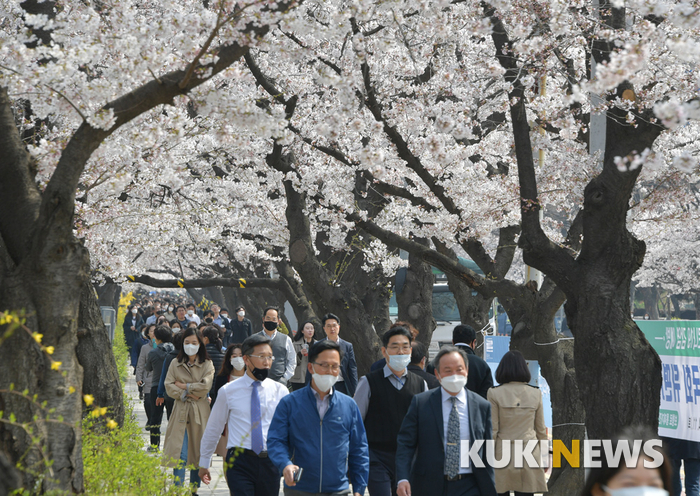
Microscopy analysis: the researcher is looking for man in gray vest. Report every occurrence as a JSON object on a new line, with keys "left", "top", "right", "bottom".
{"left": 255, "top": 306, "right": 296, "bottom": 384}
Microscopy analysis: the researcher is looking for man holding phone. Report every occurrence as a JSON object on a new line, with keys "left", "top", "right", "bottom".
{"left": 267, "top": 340, "right": 369, "bottom": 496}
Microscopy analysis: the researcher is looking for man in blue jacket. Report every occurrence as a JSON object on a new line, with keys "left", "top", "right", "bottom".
{"left": 268, "top": 340, "right": 369, "bottom": 496}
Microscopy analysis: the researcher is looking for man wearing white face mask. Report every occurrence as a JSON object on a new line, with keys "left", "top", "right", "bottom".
{"left": 268, "top": 340, "right": 370, "bottom": 496}
{"left": 396, "top": 346, "right": 496, "bottom": 496}
{"left": 185, "top": 303, "right": 201, "bottom": 325}
{"left": 353, "top": 326, "right": 427, "bottom": 496}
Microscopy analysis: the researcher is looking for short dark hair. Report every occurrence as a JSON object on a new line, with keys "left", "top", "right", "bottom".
{"left": 321, "top": 313, "right": 340, "bottom": 327}
{"left": 453, "top": 324, "right": 476, "bottom": 345}
{"left": 203, "top": 310, "right": 214, "bottom": 318}
{"left": 169, "top": 319, "right": 182, "bottom": 329}
{"left": 177, "top": 327, "right": 210, "bottom": 364}
{"left": 235, "top": 306, "right": 245, "bottom": 313}
{"left": 411, "top": 341, "right": 427, "bottom": 365}
{"left": 186, "top": 303, "right": 196, "bottom": 309}
{"left": 220, "top": 307, "right": 229, "bottom": 313}
{"left": 580, "top": 426, "right": 672, "bottom": 496}
{"left": 154, "top": 325, "right": 172, "bottom": 343}
{"left": 495, "top": 350, "right": 531, "bottom": 384}
{"left": 175, "top": 305, "right": 186, "bottom": 312}
{"left": 381, "top": 326, "right": 413, "bottom": 347}
{"left": 262, "top": 306, "right": 279, "bottom": 318}
{"left": 241, "top": 334, "right": 272, "bottom": 356}
{"left": 172, "top": 331, "right": 184, "bottom": 351}
{"left": 309, "top": 339, "right": 342, "bottom": 364}
{"left": 142, "top": 323, "right": 156, "bottom": 339}
{"left": 434, "top": 346, "right": 469, "bottom": 372}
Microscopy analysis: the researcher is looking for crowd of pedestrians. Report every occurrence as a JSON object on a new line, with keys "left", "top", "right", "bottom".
{"left": 122, "top": 296, "right": 693, "bottom": 496}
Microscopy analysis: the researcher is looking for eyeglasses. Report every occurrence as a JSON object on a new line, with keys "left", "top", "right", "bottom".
{"left": 387, "top": 345, "right": 412, "bottom": 353}
{"left": 248, "top": 354, "right": 275, "bottom": 362}
{"left": 324, "top": 323, "right": 339, "bottom": 329}
{"left": 313, "top": 362, "right": 340, "bottom": 372}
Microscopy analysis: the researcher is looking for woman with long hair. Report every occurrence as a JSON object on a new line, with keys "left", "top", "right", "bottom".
{"left": 488, "top": 350, "right": 547, "bottom": 496}
{"left": 290, "top": 320, "right": 317, "bottom": 391}
{"left": 161, "top": 327, "right": 214, "bottom": 491}
{"left": 210, "top": 343, "right": 246, "bottom": 459}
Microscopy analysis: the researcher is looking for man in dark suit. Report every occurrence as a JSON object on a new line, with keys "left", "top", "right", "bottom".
{"left": 407, "top": 341, "right": 440, "bottom": 390}
{"left": 396, "top": 346, "right": 497, "bottom": 496}
{"left": 310, "top": 313, "right": 358, "bottom": 396}
{"left": 453, "top": 324, "right": 493, "bottom": 399}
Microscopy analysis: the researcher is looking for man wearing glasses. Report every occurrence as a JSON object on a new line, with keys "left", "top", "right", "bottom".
{"left": 198, "top": 334, "right": 289, "bottom": 496}
{"left": 310, "top": 313, "right": 358, "bottom": 396}
{"left": 353, "top": 326, "right": 427, "bottom": 496}
{"left": 268, "top": 340, "right": 369, "bottom": 496}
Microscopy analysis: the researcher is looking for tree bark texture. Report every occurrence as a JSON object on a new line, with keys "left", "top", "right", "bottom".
{"left": 76, "top": 281, "right": 125, "bottom": 426}
{"left": 396, "top": 240, "right": 436, "bottom": 348}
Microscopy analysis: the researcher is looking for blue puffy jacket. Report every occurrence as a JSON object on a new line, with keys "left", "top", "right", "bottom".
{"left": 267, "top": 385, "right": 369, "bottom": 495}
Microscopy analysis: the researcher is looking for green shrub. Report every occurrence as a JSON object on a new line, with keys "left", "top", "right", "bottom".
{"left": 82, "top": 398, "right": 193, "bottom": 495}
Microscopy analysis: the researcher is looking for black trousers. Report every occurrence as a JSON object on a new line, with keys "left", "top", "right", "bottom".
{"left": 149, "top": 386, "right": 165, "bottom": 448}
{"left": 367, "top": 448, "right": 397, "bottom": 496}
{"left": 443, "top": 474, "right": 479, "bottom": 496}
{"left": 334, "top": 381, "right": 348, "bottom": 395}
{"left": 498, "top": 493, "right": 533, "bottom": 496}
{"left": 226, "top": 448, "right": 280, "bottom": 496}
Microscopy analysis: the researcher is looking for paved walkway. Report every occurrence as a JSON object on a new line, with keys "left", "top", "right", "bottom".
{"left": 125, "top": 373, "right": 261, "bottom": 495}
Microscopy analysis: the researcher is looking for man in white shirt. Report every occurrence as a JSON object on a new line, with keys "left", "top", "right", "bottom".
{"left": 186, "top": 303, "right": 201, "bottom": 325}
{"left": 199, "top": 334, "right": 289, "bottom": 496}
{"left": 255, "top": 306, "right": 296, "bottom": 384}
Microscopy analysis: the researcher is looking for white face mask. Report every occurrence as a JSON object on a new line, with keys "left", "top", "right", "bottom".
{"left": 172, "top": 327, "right": 181, "bottom": 333}
{"left": 312, "top": 366, "right": 339, "bottom": 393}
{"left": 132, "top": 308, "right": 138, "bottom": 314}
{"left": 388, "top": 354, "right": 411, "bottom": 371}
{"left": 237, "top": 311, "right": 245, "bottom": 317}
{"left": 221, "top": 313, "right": 228, "bottom": 319}
{"left": 602, "top": 486, "right": 668, "bottom": 496}
{"left": 187, "top": 309, "right": 194, "bottom": 316}
{"left": 231, "top": 357, "right": 245, "bottom": 371}
{"left": 168, "top": 306, "right": 174, "bottom": 312}
{"left": 183, "top": 344, "right": 199, "bottom": 356}
{"left": 440, "top": 374, "right": 467, "bottom": 394}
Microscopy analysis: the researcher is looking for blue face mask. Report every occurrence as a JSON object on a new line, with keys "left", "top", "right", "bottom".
{"left": 602, "top": 486, "right": 668, "bottom": 496}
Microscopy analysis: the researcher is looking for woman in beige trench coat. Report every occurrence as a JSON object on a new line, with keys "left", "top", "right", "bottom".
{"left": 487, "top": 350, "right": 548, "bottom": 496}
{"left": 162, "top": 327, "right": 215, "bottom": 487}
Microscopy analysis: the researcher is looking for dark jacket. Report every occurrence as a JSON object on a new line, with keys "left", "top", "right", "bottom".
{"left": 268, "top": 385, "right": 369, "bottom": 494}
{"left": 306, "top": 337, "right": 358, "bottom": 396}
{"left": 145, "top": 342, "right": 175, "bottom": 388}
{"left": 205, "top": 343, "right": 225, "bottom": 379}
{"left": 396, "top": 387, "right": 497, "bottom": 496}
{"left": 226, "top": 318, "right": 253, "bottom": 346}
{"left": 157, "top": 348, "right": 179, "bottom": 399}
{"left": 456, "top": 344, "right": 494, "bottom": 399}
{"left": 407, "top": 364, "right": 441, "bottom": 390}
{"left": 210, "top": 374, "right": 228, "bottom": 408}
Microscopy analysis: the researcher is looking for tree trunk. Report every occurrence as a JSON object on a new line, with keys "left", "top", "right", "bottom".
{"left": 639, "top": 286, "right": 661, "bottom": 320}
{"left": 396, "top": 242, "right": 436, "bottom": 348}
{"left": 76, "top": 281, "right": 125, "bottom": 426}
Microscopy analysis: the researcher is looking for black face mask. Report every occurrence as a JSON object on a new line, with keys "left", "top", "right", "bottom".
{"left": 263, "top": 321, "right": 278, "bottom": 331}
{"left": 204, "top": 317, "right": 213, "bottom": 323}
{"left": 251, "top": 367, "right": 269, "bottom": 381}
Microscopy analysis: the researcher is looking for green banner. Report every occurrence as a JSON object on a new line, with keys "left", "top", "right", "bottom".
{"left": 638, "top": 320, "right": 700, "bottom": 357}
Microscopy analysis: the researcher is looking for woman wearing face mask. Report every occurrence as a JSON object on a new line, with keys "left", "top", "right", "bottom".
{"left": 210, "top": 344, "right": 246, "bottom": 459}
{"left": 290, "top": 321, "right": 318, "bottom": 391}
{"left": 135, "top": 324, "right": 156, "bottom": 441}
{"left": 169, "top": 320, "right": 182, "bottom": 333}
{"left": 581, "top": 426, "right": 672, "bottom": 496}
{"left": 162, "top": 327, "right": 214, "bottom": 491}
{"left": 487, "top": 350, "right": 548, "bottom": 496}
{"left": 124, "top": 304, "right": 144, "bottom": 371}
